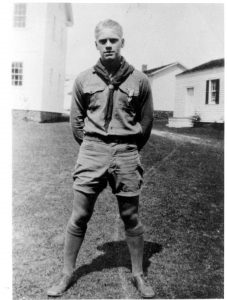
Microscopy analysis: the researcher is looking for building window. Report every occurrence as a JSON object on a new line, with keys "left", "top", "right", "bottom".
{"left": 14, "top": 3, "right": 27, "bottom": 27}
{"left": 187, "top": 87, "right": 194, "bottom": 96}
{"left": 205, "top": 79, "right": 220, "bottom": 104}
{"left": 12, "top": 62, "right": 23, "bottom": 86}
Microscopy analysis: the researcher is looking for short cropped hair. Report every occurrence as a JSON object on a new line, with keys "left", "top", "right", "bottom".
{"left": 95, "top": 19, "right": 123, "bottom": 39}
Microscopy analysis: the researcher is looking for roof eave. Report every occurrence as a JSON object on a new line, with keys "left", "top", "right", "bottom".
{"left": 152, "top": 63, "right": 176, "bottom": 75}
{"left": 177, "top": 65, "right": 224, "bottom": 77}
{"left": 177, "top": 59, "right": 224, "bottom": 77}
{"left": 147, "top": 62, "right": 187, "bottom": 76}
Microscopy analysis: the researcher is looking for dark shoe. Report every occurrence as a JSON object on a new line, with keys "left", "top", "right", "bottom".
{"left": 47, "top": 272, "right": 76, "bottom": 297}
{"left": 132, "top": 274, "right": 155, "bottom": 299}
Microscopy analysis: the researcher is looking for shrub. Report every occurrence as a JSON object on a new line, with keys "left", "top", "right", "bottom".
{"left": 191, "top": 113, "right": 201, "bottom": 127}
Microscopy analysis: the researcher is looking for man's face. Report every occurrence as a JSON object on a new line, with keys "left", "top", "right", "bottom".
{"left": 95, "top": 27, "right": 124, "bottom": 62}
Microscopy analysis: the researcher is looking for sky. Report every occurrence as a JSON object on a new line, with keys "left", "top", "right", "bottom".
{"left": 65, "top": 3, "right": 224, "bottom": 79}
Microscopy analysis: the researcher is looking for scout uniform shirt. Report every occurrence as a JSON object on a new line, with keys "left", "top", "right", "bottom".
{"left": 70, "top": 67, "right": 154, "bottom": 150}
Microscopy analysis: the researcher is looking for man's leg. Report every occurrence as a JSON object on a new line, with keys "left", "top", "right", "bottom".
{"left": 117, "top": 195, "right": 155, "bottom": 298}
{"left": 47, "top": 190, "right": 97, "bottom": 297}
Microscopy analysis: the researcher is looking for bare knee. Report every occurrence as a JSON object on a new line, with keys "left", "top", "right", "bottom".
{"left": 117, "top": 196, "right": 144, "bottom": 236}
{"left": 67, "top": 192, "right": 95, "bottom": 237}
{"left": 70, "top": 207, "right": 91, "bottom": 227}
{"left": 120, "top": 209, "right": 139, "bottom": 229}
{"left": 118, "top": 198, "right": 139, "bottom": 229}
{"left": 70, "top": 191, "right": 96, "bottom": 224}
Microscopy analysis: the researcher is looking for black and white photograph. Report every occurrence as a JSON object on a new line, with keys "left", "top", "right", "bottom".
{"left": 9, "top": 2, "right": 224, "bottom": 299}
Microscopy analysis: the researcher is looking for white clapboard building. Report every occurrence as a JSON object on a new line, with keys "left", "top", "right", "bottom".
{"left": 12, "top": 3, "right": 73, "bottom": 121}
{"left": 143, "top": 62, "right": 187, "bottom": 116}
{"left": 168, "top": 58, "right": 224, "bottom": 127}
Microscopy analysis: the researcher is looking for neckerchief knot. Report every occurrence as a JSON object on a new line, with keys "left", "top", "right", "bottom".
{"left": 93, "top": 57, "right": 134, "bottom": 131}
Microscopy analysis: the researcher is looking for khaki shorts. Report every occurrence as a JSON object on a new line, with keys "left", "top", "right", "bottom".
{"left": 72, "top": 137, "right": 144, "bottom": 197}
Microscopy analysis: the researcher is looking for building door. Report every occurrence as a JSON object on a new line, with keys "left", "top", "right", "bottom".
{"left": 185, "top": 87, "right": 195, "bottom": 117}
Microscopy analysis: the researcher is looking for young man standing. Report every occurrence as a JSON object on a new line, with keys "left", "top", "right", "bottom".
{"left": 48, "top": 19, "right": 155, "bottom": 298}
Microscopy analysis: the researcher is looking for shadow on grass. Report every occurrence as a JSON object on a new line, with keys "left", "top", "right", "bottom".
{"left": 75, "top": 240, "right": 162, "bottom": 281}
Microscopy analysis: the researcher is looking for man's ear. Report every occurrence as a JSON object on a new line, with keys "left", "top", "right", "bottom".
{"left": 121, "top": 38, "right": 125, "bottom": 48}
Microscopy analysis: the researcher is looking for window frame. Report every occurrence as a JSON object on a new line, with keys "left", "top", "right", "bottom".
{"left": 186, "top": 87, "right": 195, "bottom": 97}
{"left": 13, "top": 3, "right": 27, "bottom": 28}
{"left": 12, "top": 62, "right": 23, "bottom": 86}
{"left": 205, "top": 79, "right": 220, "bottom": 105}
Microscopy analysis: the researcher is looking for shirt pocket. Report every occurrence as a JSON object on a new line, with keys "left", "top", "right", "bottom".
{"left": 84, "top": 84, "right": 106, "bottom": 111}
{"left": 118, "top": 86, "right": 140, "bottom": 114}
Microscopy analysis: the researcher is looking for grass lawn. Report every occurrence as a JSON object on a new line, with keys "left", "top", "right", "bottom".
{"left": 13, "top": 117, "right": 224, "bottom": 299}
{"left": 153, "top": 119, "right": 224, "bottom": 140}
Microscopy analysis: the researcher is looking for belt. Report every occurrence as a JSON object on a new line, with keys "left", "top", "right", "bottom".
{"left": 84, "top": 133, "right": 138, "bottom": 144}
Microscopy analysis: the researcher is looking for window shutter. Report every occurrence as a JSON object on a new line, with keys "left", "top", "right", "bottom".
{"left": 215, "top": 79, "right": 220, "bottom": 104}
{"left": 205, "top": 80, "right": 209, "bottom": 104}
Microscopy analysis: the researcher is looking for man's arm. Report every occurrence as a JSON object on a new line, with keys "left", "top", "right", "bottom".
{"left": 137, "top": 76, "right": 154, "bottom": 151}
{"left": 70, "top": 77, "right": 87, "bottom": 145}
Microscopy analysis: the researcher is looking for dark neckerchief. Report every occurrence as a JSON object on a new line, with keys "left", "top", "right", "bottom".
{"left": 94, "top": 57, "right": 134, "bottom": 131}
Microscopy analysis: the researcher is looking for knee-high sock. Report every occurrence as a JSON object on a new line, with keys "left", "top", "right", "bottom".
{"left": 126, "top": 234, "right": 144, "bottom": 276}
{"left": 62, "top": 230, "right": 84, "bottom": 275}
{"left": 62, "top": 191, "right": 97, "bottom": 275}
